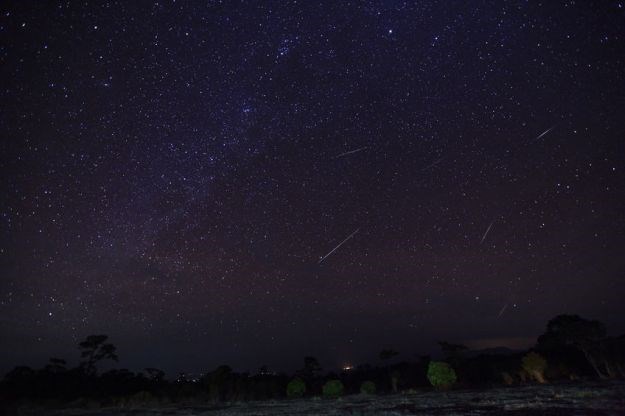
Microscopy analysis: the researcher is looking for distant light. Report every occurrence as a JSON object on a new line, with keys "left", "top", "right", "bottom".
{"left": 342, "top": 364, "right": 353, "bottom": 371}
{"left": 388, "top": 29, "right": 393, "bottom": 34}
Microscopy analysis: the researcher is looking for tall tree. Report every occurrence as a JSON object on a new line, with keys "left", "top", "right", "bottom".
{"left": 537, "top": 314, "right": 607, "bottom": 378}
{"left": 302, "top": 356, "right": 321, "bottom": 378}
{"left": 78, "top": 334, "right": 118, "bottom": 375}
{"left": 379, "top": 349, "right": 399, "bottom": 392}
{"left": 43, "top": 357, "right": 67, "bottom": 374}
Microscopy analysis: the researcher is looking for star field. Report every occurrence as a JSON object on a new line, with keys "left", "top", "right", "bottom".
{"left": 1, "top": 1, "right": 625, "bottom": 374}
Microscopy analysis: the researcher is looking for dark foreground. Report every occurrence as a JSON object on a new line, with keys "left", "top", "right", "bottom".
{"left": 9, "top": 381, "right": 625, "bottom": 415}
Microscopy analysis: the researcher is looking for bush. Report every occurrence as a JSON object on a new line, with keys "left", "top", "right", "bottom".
{"left": 322, "top": 379, "right": 344, "bottom": 398}
{"left": 286, "top": 378, "right": 306, "bottom": 398}
{"left": 360, "top": 380, "right": 376, "bottom": 395}
{"left": 522, "top": 351, "right": 547, "bottom": 383}
{"left": 501, "top": 371, "right": 514, "bottom": 385}
{"left": 427, "top": 361, "right": 457, "bottom": 390}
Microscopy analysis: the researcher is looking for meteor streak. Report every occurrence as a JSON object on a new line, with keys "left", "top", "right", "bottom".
{"left": 532, "top": 124, "right": 556, "bottom": 142}
{"left": 318, "top": 228, "right": 360, "bottom": 264}
{"left": 480, "top": 220, "right": 495, "bottom": 244}
{"left": 334, "top": 147, "right": 368, "bottom": 158}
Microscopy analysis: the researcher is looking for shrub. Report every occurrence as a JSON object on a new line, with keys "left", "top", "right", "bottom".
{"left": 522, "top": 351, "right": 547, "bottom": 383}
{"left": 360, "top": 380, "right": 376, "bottom": 395}
{"left": 501, "top": 371, "right": 514, "bottom": 385}
{"left": 427, "top": 361, "right": 457, "bottom": 390}
{"left": 322, "top": 379, "right": 344, "bottom": 398}
{"left": 286, "top": 377, "right": 306, "bottom": 398}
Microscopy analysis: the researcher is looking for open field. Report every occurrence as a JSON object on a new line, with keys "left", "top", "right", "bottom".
{"left": 10, "top": 381, "right": 625, "bottom": 415}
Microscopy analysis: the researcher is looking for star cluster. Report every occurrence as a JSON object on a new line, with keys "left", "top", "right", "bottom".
{"left": 1, "top": 1, "right": 624, "bottom": 374}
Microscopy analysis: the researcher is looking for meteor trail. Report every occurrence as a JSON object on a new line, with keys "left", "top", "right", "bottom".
{"left": 480, "top": 220, "right": 495, "bottom": 244}
{"left": 334, "top": 147, "right": 368, "bottom": 159}
{"left": 422, "top": 157, "right": 443, "bottom": 171}
{"left": 318, "top": 228, "right": 360, "bottom": 264}
{"left": 497, "top": 303, "right": 508, "bottom": 318}
{"left": 532, "top": 124, "right": 557, "bottom": 142}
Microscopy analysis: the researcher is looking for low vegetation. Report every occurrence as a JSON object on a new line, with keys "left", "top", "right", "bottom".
{"left": 286, "top": 378, "right": 306, "bottom": 398}
{"left": 360, "top": 380, "right": 376, "bottom": 395}
{"left": 426, "top": 361, "right": 457, "bottom": 390}
{"left": 322, "top": 379, "right": 344, "bottom": 398}
{"left": 522, "top": 351, "right": 548, "bottom": 383}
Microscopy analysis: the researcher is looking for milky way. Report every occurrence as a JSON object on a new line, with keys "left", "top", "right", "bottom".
{"left": 1, "top": 1, "right": 625, "bottom": 375}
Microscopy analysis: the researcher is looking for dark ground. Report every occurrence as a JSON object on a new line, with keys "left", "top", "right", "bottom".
{"left": 7, "top": 381, "right": 625, "bottom": 415}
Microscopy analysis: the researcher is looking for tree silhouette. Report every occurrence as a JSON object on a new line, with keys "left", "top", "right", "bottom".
{"left": 537, "top": 314, "right": 607, "bottom": 378}
{"left": 4, "top": 366, "right": 35, "bottom": 384}
{"left": 301, "top": 356, "right": 321, "bottom": 378}
{"left": 379, "top": 349, "right": 398, "bottom": 361}
{"left": 204, "top": 365, "right": 233, "bottom": 401}
{"left": 602, "top": 335, "right": 625, "bottom": 378}
{"left": 379, "top": 349, "right": 399, "bottom": 392}
{"left": 78, "top": 334, "right": 118, "bottom": 375}
{"left": 43, "top": 358, "right": 67, "bottom": 374}
{"left": 144, "top": 367, "right": 165, "bottom": 382}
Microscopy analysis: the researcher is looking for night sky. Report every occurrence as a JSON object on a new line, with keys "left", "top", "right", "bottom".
{"left": 2, "top": 1, "right": 625, "bottom": 376}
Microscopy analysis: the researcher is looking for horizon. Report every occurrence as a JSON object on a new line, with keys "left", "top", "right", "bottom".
{"left": 2, "top": 315, "right": 622, "bottom": 377}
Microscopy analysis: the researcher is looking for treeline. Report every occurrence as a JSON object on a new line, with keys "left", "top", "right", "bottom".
{"left": 1, "top": 314, "right": 624, "bottom": 410}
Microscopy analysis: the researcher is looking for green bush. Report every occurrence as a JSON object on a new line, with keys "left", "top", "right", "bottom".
{"left": 360, "top": 380, "right": 376, "bottom": 395}
{"left": 286, "top": 377, "right": 306, "bottom": 398}
{"left": 322, "top": 379, "right": 344, "bottom": 398}
{"left": 427, "top": 361, "right": 457, "bottom": 390}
